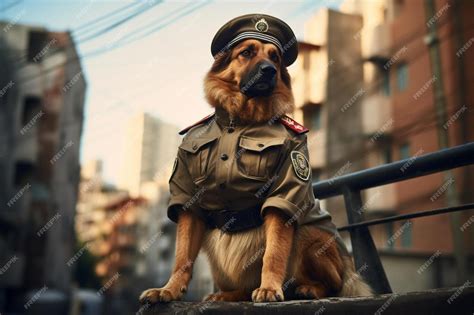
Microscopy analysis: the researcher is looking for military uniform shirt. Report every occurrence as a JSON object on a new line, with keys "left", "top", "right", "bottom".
{"left": 168, "top": 109, "right": 338, "bottom": 233}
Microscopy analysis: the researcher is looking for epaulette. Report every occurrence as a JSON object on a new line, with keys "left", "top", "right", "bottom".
{"left": 279, "top": 115, "right": 309, "bottom": 134}
{"left": 179, "top": 113, "right": 215, "bottom": 135}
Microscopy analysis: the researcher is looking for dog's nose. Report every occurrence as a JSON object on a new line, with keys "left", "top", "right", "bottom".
{"left": 259, "top": 62, "right": 277, "bottom": 76}
{"left": 240, "top": 61, "right": 277, "bottom": 97}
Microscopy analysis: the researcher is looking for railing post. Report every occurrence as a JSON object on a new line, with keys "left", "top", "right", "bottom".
{"left": 342, "top": 187, "right": 392, "bottom": 294}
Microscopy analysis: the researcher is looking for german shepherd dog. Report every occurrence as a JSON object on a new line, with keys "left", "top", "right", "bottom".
{"left": 139, "top": 39, "right": 372, "bottom": 304}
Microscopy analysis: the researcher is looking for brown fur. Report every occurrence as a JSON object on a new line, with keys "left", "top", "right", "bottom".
{"left": 139, "top": 40, "right": 372, "bottom": 304}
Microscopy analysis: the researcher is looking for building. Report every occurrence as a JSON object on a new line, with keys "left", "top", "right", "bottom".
{"left": 77, "top": 160, "right": 150, "bottom": 314}
{"left": 118, "top": 112, "right": 181, "bottom": 196}
{"left": 342, "top": 0, "right": 474, "bottom": 284}
{"left": 292, "top": 0, "right": 474, "bottom": 292}
{"left": 290, "top": 7, "right": 365, "bottom": 240}
{"left": 0, "top": 22, "right": 86, "bottom": 310}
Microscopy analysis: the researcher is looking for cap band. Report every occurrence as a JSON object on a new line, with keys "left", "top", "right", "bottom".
{"left": 221, "top": 31, "right": 284, "bottom": 56}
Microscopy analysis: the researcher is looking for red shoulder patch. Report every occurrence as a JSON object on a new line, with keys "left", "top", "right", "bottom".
{"left": 279, "top": 115, "right": 309, "bottom": 134}
{"left": 179, "top": 114, "right": 215, "bottom": 135}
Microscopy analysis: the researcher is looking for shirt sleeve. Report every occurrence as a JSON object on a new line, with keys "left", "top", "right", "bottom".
{"left": 167, "top": 147, "right": 199, "bottom": 223}
{"left": 260, "top": 135, "right": 319, "bottom": 226}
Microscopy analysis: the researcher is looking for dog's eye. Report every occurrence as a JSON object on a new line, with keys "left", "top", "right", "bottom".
{"left": 240, "top": 49, "right": 251, "bottom": 58}
{"left": 270, "top": 52, "right": 279, "bottom": 63}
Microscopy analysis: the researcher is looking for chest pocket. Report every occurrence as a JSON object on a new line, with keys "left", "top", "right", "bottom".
{"left": 180, "top": 136, "right": 218, "bottom": 183}
{"left": 237, "top": 136, "right": 286, "bottom": 180}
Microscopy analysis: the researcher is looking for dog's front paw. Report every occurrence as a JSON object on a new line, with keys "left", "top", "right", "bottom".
{"left": 139, "top": 288, "right": 181, "bottom": 304}
{"left": 251, "top": 287, "right": 284, "bottom": 302}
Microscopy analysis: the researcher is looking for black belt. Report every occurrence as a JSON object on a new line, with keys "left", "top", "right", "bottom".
{"left": 203, "top": 205, "right": 263, "bottom": 233}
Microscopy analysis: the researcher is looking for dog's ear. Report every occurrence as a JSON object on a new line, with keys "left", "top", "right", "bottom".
{"left": 210, "top": 50, "right": 233, "bottom": 73}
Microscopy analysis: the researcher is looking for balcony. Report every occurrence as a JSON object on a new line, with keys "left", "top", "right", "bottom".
{"left": 363, "top": 23, "right": 391, "bottom": 63}
{"left": 361, "top": 93, "right": 392, "bottom": 136}
{"left": 291, "top": 47, "right": 328, "bottom": 109}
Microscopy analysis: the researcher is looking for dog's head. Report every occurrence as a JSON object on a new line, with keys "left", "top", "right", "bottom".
{"left": 204, "top": 39, "right": 294, "bottom": 123}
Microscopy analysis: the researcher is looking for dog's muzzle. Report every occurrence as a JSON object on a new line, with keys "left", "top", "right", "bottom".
{"left": 240, "top": 61, "right": 277, "bottom": 97}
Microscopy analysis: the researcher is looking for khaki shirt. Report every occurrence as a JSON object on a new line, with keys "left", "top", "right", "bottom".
{"left": 168, "top": 109, "right": 337, "bottom": 234}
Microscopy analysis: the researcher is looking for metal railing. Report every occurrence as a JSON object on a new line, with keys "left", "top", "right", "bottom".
{"left": 312, "top": 142, "right": 474, "bottom": 294}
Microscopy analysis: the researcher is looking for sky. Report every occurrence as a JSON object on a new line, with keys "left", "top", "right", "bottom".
{"left": 1, "top": 0, "right": 342, "bottom": 184}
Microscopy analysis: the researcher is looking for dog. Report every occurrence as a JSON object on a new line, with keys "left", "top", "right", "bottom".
{"left": 139, "top": 35, "right": 372, "bottom": 304}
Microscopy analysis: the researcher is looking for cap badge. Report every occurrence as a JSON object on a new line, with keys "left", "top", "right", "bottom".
{"left": 255, "top": 18, "right": 269, "bottom": 32}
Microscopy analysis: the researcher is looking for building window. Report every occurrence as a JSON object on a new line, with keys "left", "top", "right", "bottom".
{"left": 383, "top": 7, "right": 388, "bottom": 22}
{"left": 303, "top": 51, "right": 310, "bottom": 70}
{"left": 27, "top": 31, "right": 48, "bottom": 62}
{"left": 397, "top": 63, "right": 408, "bottom": 91}
{"left": 394, "top": 0, "right": 405, "bottom": 17}
{"left": 382, "top": 71, "right": 391, "bottom": 96}
{"left": 14, "top": 161, "right": 35, "bottom": 187}
{"left": 401, "top": 221, "right": 412, "bottom": 248}
{"left": 22, "top": 96, "right": 42, "bottom": 125}
{"left": 399, "top": 143, "right": 410, "bottom": 160}
{"left": 311, "top": 107, "right": 321, "bottom": 130}
{"left": 382, "top": 146, "right": 392, "bottom": 164}
{"left": 303, "top": 104, "right": 322, "bottom": 131}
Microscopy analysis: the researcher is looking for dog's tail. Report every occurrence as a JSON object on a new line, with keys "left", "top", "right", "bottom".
{"left": 338, "top": 256, "right": 373, "bottom": 297}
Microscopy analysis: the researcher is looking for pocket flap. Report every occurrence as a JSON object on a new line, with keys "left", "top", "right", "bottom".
{"left": 180, "top": 136, "right": 218, "bottom": 153}
{"left": 239, "top": 136, "right": 286, "bottom": 152}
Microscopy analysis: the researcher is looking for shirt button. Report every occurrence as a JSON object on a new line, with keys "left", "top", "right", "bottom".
{"left": 220, "top": 154, "right": 228, "bottom": 161}
{"left": 258, "top": 143, "right": 264, "bottom": 148}
{"left": 227, "top": 128, "right": 234, "bottom": 133}
{"left": 219, "top": 183, "right": 226, "bottom": 189}
{"left": 192, "top": 144, "right": 198, "bottom": 150}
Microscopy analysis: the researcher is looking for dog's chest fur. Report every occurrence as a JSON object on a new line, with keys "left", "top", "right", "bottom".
{"left": 202, "top": 225, "right": 304, "bottom": 292}
{"left": 202, "top": 227, "right": 266, "bottom": 291}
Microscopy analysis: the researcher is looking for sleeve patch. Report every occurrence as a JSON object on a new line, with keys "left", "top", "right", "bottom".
{"left": 290, "top": 151, "right": 311, "bottom": 181}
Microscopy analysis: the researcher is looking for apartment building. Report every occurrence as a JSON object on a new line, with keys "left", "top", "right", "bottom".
{"left": 118, "top": 112, "right": 181, "bottom": 197}
{"left": 342, "top": 0, "right": 474, "bottom": 263}
{"left": 290, "top": 8, "right": 365, "bottom": 240}
{"left": 76, "top": 161, "right": 148, "bottom": 314}
{"left": 0, "top": 22, "right": 86, "bottom": 310}
{"left": 292, "top": 0, "right": 474, "bottom": 291}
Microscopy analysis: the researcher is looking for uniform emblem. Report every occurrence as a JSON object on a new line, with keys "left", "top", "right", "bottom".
{"left": 255, "top": 18, "right": 269, "bottom": 32}
{"left": 290, "top": 151, "right": 310, "bottom": 181}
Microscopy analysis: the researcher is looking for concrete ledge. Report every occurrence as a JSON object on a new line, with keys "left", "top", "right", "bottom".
{"left": 139, "top": 286, "right": 474, "bottom": 315}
